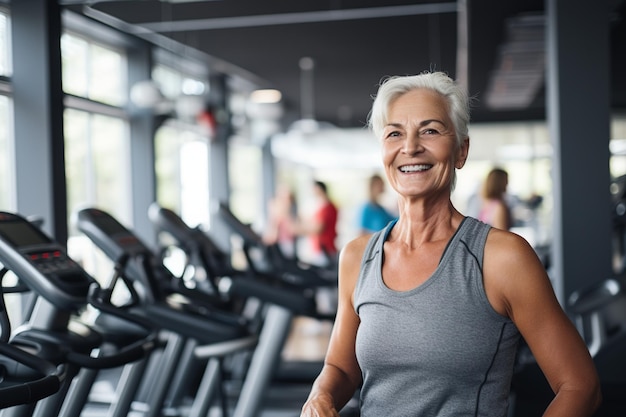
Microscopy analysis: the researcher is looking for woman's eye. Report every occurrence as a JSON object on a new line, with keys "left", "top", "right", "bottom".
{"left": 421, "top": 128, "right": 439, "bottom": 136}
{"left": 385, "top": 131, "right": 402, "bottom": 140}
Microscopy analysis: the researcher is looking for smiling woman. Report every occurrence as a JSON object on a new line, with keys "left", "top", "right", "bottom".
{"left": 299, "top": 71, "right": 601, "bottom": 417}
{"left": 380, "top": 87, "right": 468, "bottom": 201}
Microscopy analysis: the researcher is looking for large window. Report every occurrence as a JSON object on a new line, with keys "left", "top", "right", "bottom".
{"left": 62, "top": 31, "right": 130, "bottom": 225}
{"left": 610, "top": 115, "right": 626, "bottom": 178}
{"left": 61, "top": 30, "right": 130, "bottom": 278}
{"left": 0, "top": 95, "right": 13, "bottom": 211}
{"left": 64, "top": 109, "right": 130, "bottom": 223}
{"left": 0, "top": 9, "right": 11, "bottom": 77}
{"left": 153, "top": 62, "right": 211, "bottom": 227}
{"left": 61, "top": 32, "right": 126, "bottom": 106}
{"left": 155, "top": 123, "right": 210, "bottom": 227}
{"left": 0, "top": 9, "right": 11, "bottom": 211}
{"left": 228, "top": 140, "right": 263, "bottom": 226}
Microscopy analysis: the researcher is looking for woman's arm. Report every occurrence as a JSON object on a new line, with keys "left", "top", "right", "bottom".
{"left": 484, "top": 230, "right": 602, "bottom": 417}
{"left": 300, "top": 237, "right": 366, "bottom": 416}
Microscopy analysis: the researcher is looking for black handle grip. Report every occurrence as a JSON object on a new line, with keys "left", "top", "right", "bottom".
{"left": 64, "top": 334, "right": 156, "bottom": 369}
{"left": 229, "top": 276, "right": 316, "bottom": 315}
{"left": 568, "top": 278, "right": 621, "bottom": 315}
{"left": 68, "top": 283, "right": 158, "bottom": 369}
{"left": 0, "top": 343, "right": 65, "bottom": 408}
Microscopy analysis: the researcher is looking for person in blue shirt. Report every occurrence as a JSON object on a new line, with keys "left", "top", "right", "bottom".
{"left": 357, "top": 174, "right": 395, "bottom": 235}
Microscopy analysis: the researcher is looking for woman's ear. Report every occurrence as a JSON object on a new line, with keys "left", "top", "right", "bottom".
{"left": 456, "top": 137, "right": 470, "bottom": 169}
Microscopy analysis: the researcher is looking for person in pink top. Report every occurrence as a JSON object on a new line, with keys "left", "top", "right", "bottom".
{"left": 263, "top": 185, "right": 298, "bottom": 258}
{"left": 478, "top": 167, "right": 512, "bottom": 230}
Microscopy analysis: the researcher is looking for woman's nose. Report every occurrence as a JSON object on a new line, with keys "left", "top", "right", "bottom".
{"left": 402, "top": 135, "right": 423, "bottom": 155}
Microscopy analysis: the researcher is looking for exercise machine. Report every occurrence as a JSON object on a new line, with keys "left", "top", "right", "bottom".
{"left": 215, "top": 202, "right": 337, "bottom": 291}
{"left": 0, "top": 211, "right": 157, "bottom": 417}
{"left": 149, "top": 203, "right": 344, "bottom": 416}
{"left": 0, "top": 264, "right": 66, "bottom": 409}
{"left": 76, "top": 207, "right": 317, "bottom": 417}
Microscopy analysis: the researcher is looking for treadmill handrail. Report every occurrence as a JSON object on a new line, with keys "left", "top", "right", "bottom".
{"left": 0, "top": 211, "right": 157, "bottom": 371}
{"left": 217, "top": 203, "right": 337, "bottom": 288}
{"left": 0, "top": 342, "right": 66, "bottom": 409}
{"left": 568, "top": 278, "right": 622, "bottom": 315}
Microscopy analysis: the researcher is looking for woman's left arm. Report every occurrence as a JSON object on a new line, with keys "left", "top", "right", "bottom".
{"left": 483, "top": 230, "right": 602, "bottom": 417}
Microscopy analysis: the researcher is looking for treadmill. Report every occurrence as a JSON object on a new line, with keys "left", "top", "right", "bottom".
{"left": 0, "top": 211, "right": 157, "bottom": 417}
{"left": 0, "top": 262, "right": 66, "bottom": 409}
{"left": 148, "top": 203, "right": 339, "bottom": 416}
{"left": 76, "top": 207, "right": 317, "bottom": 417}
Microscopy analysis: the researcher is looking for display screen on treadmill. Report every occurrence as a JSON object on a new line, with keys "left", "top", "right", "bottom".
{"left": 95, "top": 214, "right": 130, "bottom": 236}
{"left": 0, "top": 221, "right": 52, "bottom": 248}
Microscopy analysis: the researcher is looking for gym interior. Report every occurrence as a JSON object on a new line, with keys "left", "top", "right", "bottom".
{"left": 0, "top": 0, "right": 625, "bottom": 416}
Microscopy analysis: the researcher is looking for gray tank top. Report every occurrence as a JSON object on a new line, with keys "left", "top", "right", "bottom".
{"left": 354, "top": 217, "right": 520, "bottom": 417}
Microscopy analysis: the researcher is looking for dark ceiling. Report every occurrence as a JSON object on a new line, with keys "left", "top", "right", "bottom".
{"left": 62, "top": 0, "right": 626, "bottom": 129}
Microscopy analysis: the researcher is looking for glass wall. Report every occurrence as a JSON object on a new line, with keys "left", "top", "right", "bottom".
{"left": 64, "top": 109, "right": 130, "bottom": 221}
{"left": 0, "top": 95, "right": 13, "bottom": 212}
{"left": 0, "top": 8, "right": 12, "bottom": 211}
{"left": 609, "top": 115, "right": 626, "bottom": 272}
{"left": 155, "top": 123, "right": 210, "bottom": 227}
{"left": 61, "top": 32, "right": 126, "bottom": 106}
{"left": 61, "top": 30, "right": 131, "bottom": 279}
{"left": 0, "top": 8, "right": 10, "bottom": 77}
{"left": 610, "top": 115, "right": 626, "bottom": 178}
{"left": 153, "top": 62, "right": 211, "bottom": 227}
{"left": 228, "top": 140, "right": 263, "bottom": 226}
{"left": 62, "top": 31, "right": 130, "bottom": 223}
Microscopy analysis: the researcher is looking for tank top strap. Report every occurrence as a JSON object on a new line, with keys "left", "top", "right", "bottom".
{"left": 359, "top": 218, "right": 397, "bottom": 268}
{"left": 355, "top": 219, "right": 397, "bottom": 306}
{"left": 456, "top": 217, "right": 492, "bottom": 270}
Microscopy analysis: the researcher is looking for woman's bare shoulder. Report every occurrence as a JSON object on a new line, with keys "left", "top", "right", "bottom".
{"left": 338, "top": 234, "right": 375, "bottom": 289}
{"left": 483, "top": 227, "right": 552, "bottom": 316}
{"left": 484, "top": 227, "right": 537, "bottom": 262}
{"left": 340, "top": 233, "right": 374, "bottom": 265}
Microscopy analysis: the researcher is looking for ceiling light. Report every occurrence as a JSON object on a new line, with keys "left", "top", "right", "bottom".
{"left": 250, "top": 89, "right": 282, "bottom": 104}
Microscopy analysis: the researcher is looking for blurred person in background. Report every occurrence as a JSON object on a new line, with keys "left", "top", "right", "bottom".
{"left": 478, "top": 167, "right": 512, "bottom": 230}
{"left": 263, "top": 184, "right": 298, "bottom": 258}
{"left": 357, "top": 174, "right": 396, "bottom": 235}
{"left": 295, "top": 180, "right": 339, "bottom": 267}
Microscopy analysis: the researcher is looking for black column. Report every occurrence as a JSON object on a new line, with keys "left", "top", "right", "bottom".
{"left": 208, "top": 73, "right": 233, "bottom": 251}
{"left": 11, "top": 0, "right": 67, "bottom": 242}
{"left": 547, "top": 0, "right": 612, "bottom": 303}
{"left": 128, "top": 40, "right": 158, "bottom": 245}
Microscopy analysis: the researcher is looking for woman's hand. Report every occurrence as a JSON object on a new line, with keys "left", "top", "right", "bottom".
{"left": 300, "top": 393, "right": 341, "bottom": 417}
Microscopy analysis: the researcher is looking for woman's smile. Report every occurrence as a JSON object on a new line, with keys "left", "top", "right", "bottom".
{"left": 398, "top": 164, "right": 433, "bottom": 173}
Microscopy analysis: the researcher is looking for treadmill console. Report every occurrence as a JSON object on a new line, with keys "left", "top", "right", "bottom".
{"left": 76, "top": 208, "right": 151, "bottom": 262}
{"left": 0, "top": 212, "right": 94, "bottom": 310}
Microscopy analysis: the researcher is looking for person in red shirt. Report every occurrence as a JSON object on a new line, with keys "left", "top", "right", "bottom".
{"left": 311, "top": 181, "right": 339, "bottom": 259}
{"left": 296, "top": 180, "right": 339, "bottom": 266}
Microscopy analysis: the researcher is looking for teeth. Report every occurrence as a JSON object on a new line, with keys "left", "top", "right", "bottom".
{"left": 400, "top": 164, "right": 431, "bottom": 172}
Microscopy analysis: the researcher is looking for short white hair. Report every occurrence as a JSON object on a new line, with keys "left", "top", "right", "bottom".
{"left": 367, "top": 71, "right": 470, "bottom": 147}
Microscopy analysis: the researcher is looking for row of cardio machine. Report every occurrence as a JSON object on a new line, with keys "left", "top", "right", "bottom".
{"left": 0, "top": 201, "right": 340, "bottom": 417}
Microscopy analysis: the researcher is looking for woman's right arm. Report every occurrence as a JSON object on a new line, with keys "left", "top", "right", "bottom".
{"left": 300, "top": 237, "right": 367, "bottom": 416}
